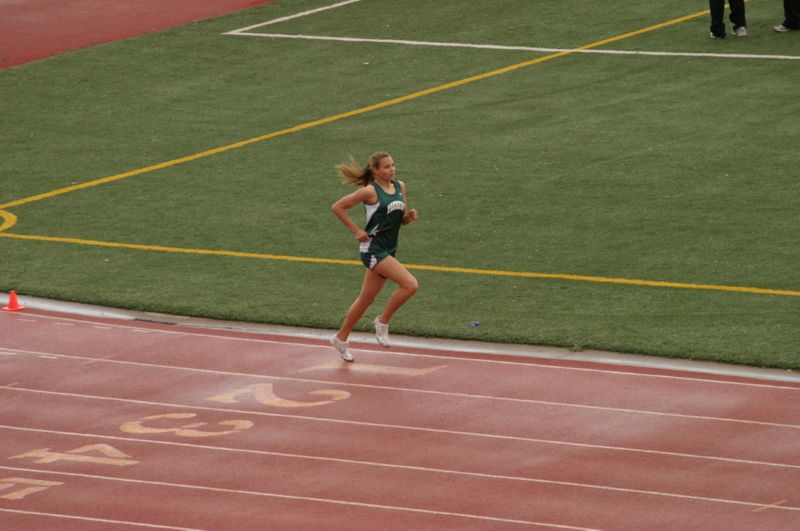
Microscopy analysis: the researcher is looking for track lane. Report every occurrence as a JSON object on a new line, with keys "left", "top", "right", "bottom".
{"left": 2, "top": 426, "right": 798, "bottom": 531}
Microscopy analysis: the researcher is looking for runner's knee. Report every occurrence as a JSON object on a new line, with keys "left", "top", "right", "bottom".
{"left": 402, "top": 276, "right": 419, "bottom": 294}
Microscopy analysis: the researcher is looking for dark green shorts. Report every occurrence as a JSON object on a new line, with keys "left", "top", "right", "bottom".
{"left": 360, "top": 249, "right": 395, "bottom": 270}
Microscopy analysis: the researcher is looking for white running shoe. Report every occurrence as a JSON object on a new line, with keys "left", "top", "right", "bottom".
{"left": 774, "top": 24, "right": 794, "bottom": 33}
{"left": 733, "top": 26, "right": 747, "bottom": 37}
{"left": 373, "top": 316, "right": 391, "bottom": 347}
{"left": 330, "top": 335, "right": 353, "bottom": 362}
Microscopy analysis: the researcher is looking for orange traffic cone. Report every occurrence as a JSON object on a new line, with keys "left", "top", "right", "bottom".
{"left": 2, "top": 290, "right": 24, "bottom": 312}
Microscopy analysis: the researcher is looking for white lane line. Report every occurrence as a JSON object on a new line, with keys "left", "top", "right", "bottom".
{"left": 2, "top": 424, "right": 798, "bottom": 511}
{"left": 82, "top": 355, "right": 115, "bottom": 366}
{"left": 751, "top": 499, "right": 788, "bottom": 513}
{"left": 2, "top": 461, "right": 798, "bottom": 518}
{"left": 0, "top": 466, "right": 597, "bottom": 530}
{"left": 5, "top": 314, "right": 800, "bottom": 390}
{"left": 3, "top": 347, "right": 799, "bottom": 429}
{"left": 0, "top": 508, "right": 200, "bottom": 530}
{"left": 224, "top": 0, "right": 365, "bottom": 35}
{"left": 228, "top": 32, "right": 800, "bottom": 61}
{"left": 2, "top": 386, "right": 798, "bottom": 471}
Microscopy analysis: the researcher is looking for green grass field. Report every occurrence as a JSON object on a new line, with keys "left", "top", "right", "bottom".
{"left": 2, "top": 0, "right": 798, "bottom": 370}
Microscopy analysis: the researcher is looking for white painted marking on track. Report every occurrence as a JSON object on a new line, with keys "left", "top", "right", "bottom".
{"left": 10, "top": 313, "right": 800, "bottom": 389}
{"left": 227, "top": 32, "right": 800, "bottom": 62}
{"left": 81, "top": 355, "right": 115, "bottom": 366}
{"left": 751, "top": 499, "right": 788, "bottom": 513}
{"left": 2, "top": 424, "right": 798, "bottom": 512}
{"left": 3, "top": 346, "right": 798, "bottom": 429}
{"left": 224, "top": 0, "right": 365, "bottom": 35}
{"left": 2, "top": 385, "right": 798, "bottom": 471}
{"left": 0, "top": 466, "right": 598, "bottom": 530}
{"left": 0, "top": 508, "right": 201, "bottom": 530}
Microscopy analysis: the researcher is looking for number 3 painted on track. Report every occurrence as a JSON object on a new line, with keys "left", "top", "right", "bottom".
{"left": 120, "top": 413, "right": 253, "bottom": 438}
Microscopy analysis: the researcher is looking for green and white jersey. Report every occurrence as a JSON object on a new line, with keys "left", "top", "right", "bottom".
{"left": 360, "top": 179, "right": 405, "bottom": 255}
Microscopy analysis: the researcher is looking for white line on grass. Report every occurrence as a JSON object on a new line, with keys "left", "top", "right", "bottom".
{"left": 229, "top": 32, "right": 800, "bottom": 61}
{"left": 224, "top": 0, "right": 365, "bottom": 35}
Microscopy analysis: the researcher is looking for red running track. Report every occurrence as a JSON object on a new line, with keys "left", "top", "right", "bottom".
{"left": 1, "top": 308, "right": 799, "bottom": 530}
{"left": 0, "top": 0, "right": 275, "bottom": 68}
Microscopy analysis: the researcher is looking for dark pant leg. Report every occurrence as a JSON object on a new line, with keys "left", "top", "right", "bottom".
{"left": 785, "top": 0, "right": 800, "bottom": 28}
{"left": 709, "top": 0, "right": 726, "bottom": 35}
{"left": 728, "top": 0, "right": 747, "bottom": 28}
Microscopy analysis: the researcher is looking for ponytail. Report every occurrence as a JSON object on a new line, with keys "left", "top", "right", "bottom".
{"left": 336, "top": 155, "right": 371, "bottom": 186}
{"left": 336, "top": 151, "right": 390, "bottom": 187}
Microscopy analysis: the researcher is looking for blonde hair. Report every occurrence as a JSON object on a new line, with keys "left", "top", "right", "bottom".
{"left": 336, "top": 151, "right": 391, "bottom": 186}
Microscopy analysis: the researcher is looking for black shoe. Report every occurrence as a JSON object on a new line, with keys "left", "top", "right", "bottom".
{"left": 709, "top": 32, "right": 726, "bottom": 39}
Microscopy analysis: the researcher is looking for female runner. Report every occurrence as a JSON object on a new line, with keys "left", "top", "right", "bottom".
{"left": 330, "top": 151, "right": 419, "bottom": 361}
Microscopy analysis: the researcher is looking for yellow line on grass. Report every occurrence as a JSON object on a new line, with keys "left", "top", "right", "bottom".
{"left": 406, "top": 263, "right": 800, "bottom": 297}
{"left": 0, "top": 9, "right": 710, "bottom": 210}
{"left": 2, "top": 231, "right": 798, "bottom": 298}
{"left": 576, "top": 9, "right": 709, "bottom": 50}
{"left": 0, "top": 56, "right": 562, "bottom": 209}
{"left": 0, "top": 211, "right": 17, "bottom": 232}
{"left": 0, "top": 232, "right": 360, "bottom": 267}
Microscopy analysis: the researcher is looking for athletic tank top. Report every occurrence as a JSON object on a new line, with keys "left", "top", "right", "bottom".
{"left": 360, "top": 179, "right": 405, "bottom": 254}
